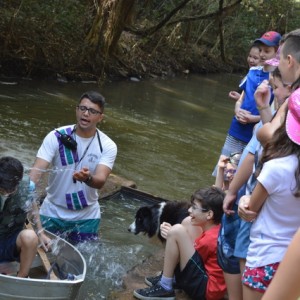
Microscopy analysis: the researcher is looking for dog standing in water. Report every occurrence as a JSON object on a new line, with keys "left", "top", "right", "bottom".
{"left": 128, "top": 201, "right": 190, "bottom": 242}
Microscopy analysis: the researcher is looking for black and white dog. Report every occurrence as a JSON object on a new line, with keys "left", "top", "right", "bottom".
{"left": 128, "top": 201, "right": 190, "bottom": 242}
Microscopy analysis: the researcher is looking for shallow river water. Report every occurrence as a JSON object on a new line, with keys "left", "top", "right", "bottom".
{"left": 0, "top": 73, "right": 241, "bottom": 298}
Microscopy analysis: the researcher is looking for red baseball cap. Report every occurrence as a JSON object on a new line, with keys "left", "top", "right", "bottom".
{"left": 255, "top": 31, "right": 281, "bottom": 47}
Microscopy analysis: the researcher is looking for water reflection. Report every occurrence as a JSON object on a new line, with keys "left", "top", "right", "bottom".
{"left": 0, "top": 74, "right": 241, "bottom": 199}
{"left": 0, "top": 73, "right": 241, "bottom": 298}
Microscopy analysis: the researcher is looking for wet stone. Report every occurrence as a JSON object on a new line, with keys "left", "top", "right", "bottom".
{"left": 108, "top": 248, "right": 190, "bottom": 300}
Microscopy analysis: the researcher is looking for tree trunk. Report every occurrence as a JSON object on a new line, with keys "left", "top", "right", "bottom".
{"left": 85, "top": 0, "right": 135, "bottom": 57}
{"left": 218, "top": 0, "right": 226, "bottom": 62}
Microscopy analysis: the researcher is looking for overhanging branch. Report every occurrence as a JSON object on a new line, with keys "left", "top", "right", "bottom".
{"left": 125, "top": 0, "right": 192, "bottom": 37}
{"left": 168, "top": 0, "right": 242, "bottom": 25}
{"left": 125, "top": 0, "right": 242, "bottom": 37}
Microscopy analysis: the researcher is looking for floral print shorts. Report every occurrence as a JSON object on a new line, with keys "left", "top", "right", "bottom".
{"left": 242, "top": 262, "right": 280, "bottom": 292}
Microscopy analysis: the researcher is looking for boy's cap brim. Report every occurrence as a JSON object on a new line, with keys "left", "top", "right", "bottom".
{"left": 255, "top": 31, "right": 281, "bottom": 47}
{"left": 255, "top": 38, "right": 278, "bottom": 47}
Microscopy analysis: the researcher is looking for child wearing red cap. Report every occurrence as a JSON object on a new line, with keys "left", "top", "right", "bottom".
{"left": 237, "top": 28, "right": 300, "bottom": 300}
{"left": 216, "top": 31, "right": 282, "bottom": 300}
{"left": 213, "top": 31, "right": 281, "bottom": 178}
{"left": 230, "top": 31, "right": 281, "bottom": 144}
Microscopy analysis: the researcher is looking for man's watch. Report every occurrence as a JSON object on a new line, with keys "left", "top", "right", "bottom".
{"left": 84, "top": 175, "right": 93, "bottom": 184}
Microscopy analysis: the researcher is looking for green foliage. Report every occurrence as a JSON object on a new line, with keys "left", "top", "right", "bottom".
{"left": 221, "top": 0, "right": 298, "bottom": 62}
{"left": 133, "top": 0, "right": 299, "bottom": 65}
{"left": 0, "top": 0, "right": 299, "bottom": 80}
{"left": 0, "top": 0, "right": 91, "bottom": 77}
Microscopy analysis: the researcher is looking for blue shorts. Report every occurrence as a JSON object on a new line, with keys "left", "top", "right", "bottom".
{"left": 40, "top": 215, "right": 100, "bottom": 244}
{"left": 234, "top": 220, "right": 252, "bottom": 259}
{"left": 217, "top": 205, "right": 241, "bottom": 274}
{"left": 0, "top": 231, "right": 21, "bottom": 262}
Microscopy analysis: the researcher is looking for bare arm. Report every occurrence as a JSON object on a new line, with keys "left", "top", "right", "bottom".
{"left": 238, "top": 112, "right": 260, "bottom": 124}
{"left": 262, "top": 228, "right": 300, "bottom": 300}
{"left": 238, "top": 182, "right": 268, "bottom": 222}
{"left": 254, "top": 80, "right": 273, "bottom": 124}
{"left": 73, "top": 164, "right": 112, "bottom": 189}
{"left": 234, "top": 91, "right": 245, "bottom": 114}
{"left": 235, "top": 91, "right": 260, "bottom": 124}
{"left": 257, "top": 100, "right": 288, "bottom": 147}
{"left": 160, "top": 222, "right": 172, "bottom": 239}
{"left": 228, "top": 91, "right": 241, "bottom": 101}
{"left": 28, "top": 201, "right": 52, "bottom": 251}
{"left": 29, "top": 157, "right": 50, "bottom": 184}
{"left": 223, "top": 153, "right": 254, "bottom": 215}
{"left": 248, "top": 182, "right": 268, "bottom": 212}
{"left": 214, "top": 155, "right": 228, "bottom": 190}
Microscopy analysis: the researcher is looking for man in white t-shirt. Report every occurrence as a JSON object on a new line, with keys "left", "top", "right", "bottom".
{"left": 30, "top": 91, "right": 117, "bottom": 244}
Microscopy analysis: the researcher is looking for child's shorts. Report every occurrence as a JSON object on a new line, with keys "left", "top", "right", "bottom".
{"left": 217, "top": 242, "right": 240, "bottom": 274}
{"left": 217, "top": 206, "right": 241, "bottom": 274}
{"left": 233, "top": 220, "right": 252, "bottom": 258}
{"left": 174, "top": 251, "right": 208, "bottom": 300}
{"left": 242, "top": 262, "right": 280, "bottom": 292}
{"left": 0, "top": 231, "right": 20, "bottom": 262}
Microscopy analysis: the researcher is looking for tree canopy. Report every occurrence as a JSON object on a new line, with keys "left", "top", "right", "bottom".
{"left": 0, "top": 0, "right": 299, "bottom": 82}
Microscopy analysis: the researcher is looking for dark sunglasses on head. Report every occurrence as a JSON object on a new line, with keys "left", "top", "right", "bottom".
{"left": 229, "top": 152, "right": 242, "bottom": 166}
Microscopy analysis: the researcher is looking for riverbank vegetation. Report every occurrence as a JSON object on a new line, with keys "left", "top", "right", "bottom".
{"left": 0, "top": 0, "right": 299, "bottom": 82}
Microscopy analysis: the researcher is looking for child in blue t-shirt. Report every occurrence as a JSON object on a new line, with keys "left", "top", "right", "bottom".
{"left": 213, "top": 31, "right": 281, "bottom": 176}
{"left": 229, "top": 43, "right": 261, "bottom": 101}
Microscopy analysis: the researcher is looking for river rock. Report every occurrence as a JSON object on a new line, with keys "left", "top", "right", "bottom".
{"left": 99, "top": 173, "right": 137, "bottom": 199}
{"left": 108, "top": 248, "right": 190, "bottom": 300}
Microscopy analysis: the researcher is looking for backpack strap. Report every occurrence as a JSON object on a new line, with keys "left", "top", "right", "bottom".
{"left": 96, "top": 130, "right": 103, "bottom": 153}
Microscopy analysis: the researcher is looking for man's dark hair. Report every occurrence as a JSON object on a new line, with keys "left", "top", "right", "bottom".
{"left": 191, "top": 186, "right": 225, "bottom": 224}
{"left": 79, "top": 91, "right": 106, "bottom": 111}
{"left": 281, "top": 29, "right": 300, "bottom": 90}
{"left": 0, "top": 156, "right": 24, "bottom": 193}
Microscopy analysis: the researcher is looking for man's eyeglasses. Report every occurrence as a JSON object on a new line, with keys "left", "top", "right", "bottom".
{"left": 77, "top": 105, "right": 102, "bottom": 115}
